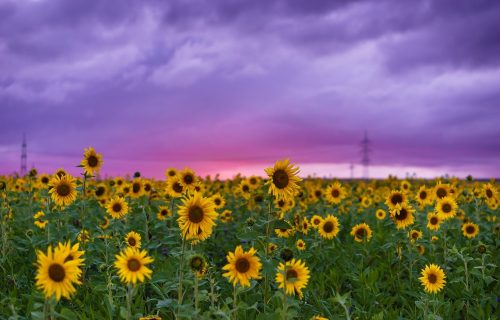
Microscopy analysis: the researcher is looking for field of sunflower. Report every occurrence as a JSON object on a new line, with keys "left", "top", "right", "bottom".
{"left": 0, "top": 149, "right": 498, "bottom": 319}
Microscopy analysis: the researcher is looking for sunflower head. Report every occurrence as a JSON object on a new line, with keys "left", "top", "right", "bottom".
{"left": 177, "top": 192, "right": 218, "bottom": 241}
{"left": 189, "top": 254, "right": 208, "bottom": 278}
{"left": 114, "top": 247, "right": 154, "bottom": 285}
{"left": 222, "top": 246, "right": 262, "bottom": 287}
{"left": 276, "top": 258, "right": 310, "bottom": 299}
{"left": 318, "top": 215, "right": 340, "bottom": 239}
{"left": 385, "top": 190, "right": 406, "bottom": 210}
{"left": 350, "top": 223, "right": 373, "bottom": 243}
{"left": 81, "top": 147, "right": 103, "bottom": 175}
{"left": 390, "top": 202, "right": 415, "bottom": 229}
{"left": 419, "top": 264, "right": 446, "bottom": 294}
{"left": 106, "top": 196, "right": 129, "bottom": 219}
{"left": 48, "top": 174, "right": 77, "bottom": 207}
{"left": 462, "top": 222, "right": 479, "bottom": 239}
{"left": 264, "top": 159, "right": 302, "bottom": 201}
{"left": 125, "top": 231, "right": 142, "bottom": 248}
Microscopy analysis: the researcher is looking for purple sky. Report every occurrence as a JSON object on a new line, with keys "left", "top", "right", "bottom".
{"left": 1, "top": 0, "right": 500, "bottom": 178}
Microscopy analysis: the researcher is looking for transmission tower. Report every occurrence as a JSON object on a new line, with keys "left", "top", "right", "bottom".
{"left": 20, "top": 134, "right": 27, "bottom": 176}
{"left": 360, "top": 131, "right": 371, "bottom": 179}
{"left": 349, "top": 163, "right": 354, "bottom": 179}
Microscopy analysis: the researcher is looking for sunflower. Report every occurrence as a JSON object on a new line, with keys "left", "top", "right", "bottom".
{"left": 275, "top": 227, "right": 295, "bottom": 238}
{"left": 268, "top": 243, "right": 278, "bottom": 253}
{"left": 276, "top": 258, "right": 310, "bottom": 298}
{"left": 106, "top": 196, "right": 129, "bottom": 219}
{"left": 433, "top": 182, "right": 450, "bottom": 200}
{"left": 130, "top": 179, "right": 144, "bottom": 198}
{"left": 140, "top": 316, "right": 162, "bottom": 320}
{"left": 114, "top": 247, "right": 154, "bottom": 285}
{"left": 157, "top": 206, "right": 172, "bottom": 221}
{"left": 166, "top": 175, "right": 185, "bottom": 198}
{"left": 375, "top": 209, "right": 386, "bottom": 220}
{"left": 35, "top": 244, "right": 83, "bottom": 300}
{"left": 350, "top": 223, "right": 373, "bottom": 242}
{"left": 385, "top": 190, "right": 406, "bottom": 210}
{"left": 318, "top": 215, "right": 340, "bottom": 239}
{"left": 34, "top": 211, "right": 48, "bottom": 229}
{"left": 55, "top": 168, "right": 68, "bottom": 178}
{"left": 301, "top": 218, "right": 310, "bottom": 235}
{"left": 211, "top": 193, "right": 226, "bottom": 209}
{"left": 177, "top": 193, "right": 218, "bottom": 240}
{"left": 401, "top": 180, "right": 411, "bottom": 193}
{"left": 37, "top": 174, "right": 51, "bottom": 187}
{"left": 125, "top": 231, "right": 141, "bottom": 248}
{"left": 310, "top": 215, "right": 323, "bottom": 228}
{"left": 310, "top": 316, "right": 328, "bottom": 320}
{"left": 48, "top": 174, "right": 77, "bottom": 207}
{"left": 77, "top": 229, "right": 91, "bottom": 243}
{"left": 80, "top": 147, "right": 103, "bottom": 176}
{"left": 419, "top": 264, "right": 446, "bottom": 294}
{"left": 408, "top": 229, "right": 423, "bottom": 243}
{"left": 179, "top": 168, "right": 197, "bottom": 191}
{"left": 462, "top": 222, "right": 479, "bottom": 239}
{"left": 57, "top": 241, "right": 85, "bottom": 263}
{"left": 189, "top": 254, "right": 208, "bottom": 278}
{"left": 435, "top": 196, "right": 457, "bottom": 220}
{"left": 416, "top": 245, "right": 425, "bottom": 255}
{"left": 101, "top": 217, "right": 110, "bottom": 230}
{"left": 264, "top": 159, "right": 302, "bottom": 201}
{"left": 296, "top": 239, "right": 306, "bottom": 251}
{"left": 426, "top": 212, "right": 441, "bottom": 231}
{"left": 94, "top": 183, "right": 108, "bottom": 199}
{"left": 222, "top": 246, "right": 262, "bottom": 287}
{"left": 390, "top": 202, "right": 415, "bottom": 229}
{"left": 165, "top": 168, "right": 178, "bottom": 179}
{"left": 483, "top": 183, "right": 497, "bottom": 201}
{"left": 416, "top": 186, "right": 432, "bottom": 207}
{"left": 238, "top": 180, "right": 253, "bottom": 200}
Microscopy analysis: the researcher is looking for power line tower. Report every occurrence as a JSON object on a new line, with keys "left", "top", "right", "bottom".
{"left": 20, "top": 134, "right": 27, "bottom": 176}
{"left": 349, "top": 163, "right": 354, "bottom": 179}
{"left": 360, "top": 131, "right": 371, "bottom": 179}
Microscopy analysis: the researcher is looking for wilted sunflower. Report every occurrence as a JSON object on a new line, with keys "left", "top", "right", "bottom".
{"left": 157, "top": 206, "right": 171, "bottom": 221}
{"left": 34, "top": 211, "right": 48, "bottom": 229}
{"left": 318, "top": 215, "right": 340, "bottom": 239}
{"left": 390, "top": 202, "right": 415, "bottom": 229}
{"left": 264, "top": 159, "right": 302, "bottom": 201}
{"left": 106, "top": 196, "right": 129, "bottom": 219}
{"left": 462, "top": 222, "right": 479, "bottom": 239}
{"left": 166, "top": 175, "right": 185, "bottom": 198}
{"left": 426, "top": 212, "right": 441, "bottom": 231}
{"left": 80, "top": 147, "right": 103, "bottom": 176}
{"left": 408, "top": 229, "right": 423, "bottom": 243}
{"left": 325, "top": 182, "right": 346, "bottom": 205}
{"left": 125, "top": 231, "right": 141, "bottom": 248}
{"left": 49, "top": 174, "right": 77, "bottom": 207}
{"left": 375, "top": 209, "right": 386, "bottom": 220}
{"left": 276, "top": 258, "right": 310, "bottom": 298}
{"left": 350, "top": 223, "right": 373, "bottom": 242}
{"left": 222, "top": 246, "right": 262, "bottom": 287}
{"left": 419, "top": 264, "right": 446, "bottom": 294}
{"left": 385, "top": 190, "right": 406, "bottom": 210}
{"left": 114, "top": 247, "right": 154, "bottom": 285}
{"left": 177, "top": 193, "right": 218, "bottom": 240}
{"left": 435, "top": 196, "right": 457, "bottom": 220}
{"left": 296, "top": 239, "right": 306, "bottom": 251}
{"left": 35, "top": 244, "right": 83, "bottom": 301}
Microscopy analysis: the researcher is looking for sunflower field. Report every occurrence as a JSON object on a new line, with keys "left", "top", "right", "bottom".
{"left": 0, "top": 149, "right": 498, "bottom": 320}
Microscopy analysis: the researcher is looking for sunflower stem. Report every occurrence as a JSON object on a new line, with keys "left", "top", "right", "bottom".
{"left": 233, "top": 285, "right": 238, "bottom": 320}
{"left": 194, "top": 274, "right": 199, "bottom": 313}
{"left": 281, "top": 287, "right": 287, "bottom": 320}
{"left": 126, "top": 284, "right": 133, "bottom": 320}
{"left": 177, "top": 238, "right": 186, "bottom": 314}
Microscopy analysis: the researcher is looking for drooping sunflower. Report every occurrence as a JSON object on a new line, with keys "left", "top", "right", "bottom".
{"left": 385, "top": 190, "right": 406, "bottom": 210}
{"left": 390, "top": 202, "right": 415, "bottom": 229}
{"left": 179, "top": 168, "right": 197, "bottom": 191}
{"left": 80, "top": 147, "right": 103, "bottom": 176}
{"left": 34, "top": 211, "right": 48, "bottom": 229}
{"left": 310, "top": 215, "right": 323, "bottom": 228}
{"left": 177, "top": 192, "right": 218, "bottom": 240}
{"left": 48, "top": 174, "right": 77, "bottom": 207}
{"left": 276, "top": 258, "right": 310, "bottom": 298}
{"left": 222, "top": 246, "right": 262, "bottom": 287}
{"left": 106, "top": 196, "right": 129, "bottom": 219}
{"left": 415, "top": 186, "right": 432, "bottom": 207}
{"left": 462, "top": 222, "right": 479, "bottom": 239}
{"left": 114, "top": 247, "right": 154, "bottom": 285}
{"left": 35, "top": 244, "right": 83, "bottom": 300}
{"left": 408, "top": 229, "right": 423, "bottom": 243}
{"left": 375, "top": 209, "right": 386, "bottom": 220}
{"left": 166, "top": 175, "right": 185, "bottom": 198}
{"left": 435, "top": 196, "right": 457, "bottom": 220}
{"left": 350, "top": 223, "right": 373, "bottom": 242}
{"left": 157, "top": 206, "right": 172, "bottom": 221}
{"left": 296, "top": 239, "right": 306, "bottom": 251}
{"left": 264, "top": 159, "right": 302, "bottom": 201}
{"left": 426, "top": 212, "right": 441, "bottom": 231}
{"left": 419, "top": 264, "right": 446, "bottom": 294}
{"left": 318, "top": 215, "right": 340, "bottom": 239}
{"left": 125, "top": 231, "right": 142, "bottom": 248}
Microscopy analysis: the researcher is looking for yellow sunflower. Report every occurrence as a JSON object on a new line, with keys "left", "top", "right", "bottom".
{"left": 165, "top": 168, "right": 178, "bottom": 179}
{"left": 433, "top": 182, "right": 451, "bottom": 200}
{"left": 385, "top": 190, "right": 406, "bottom": 210}
{"left": 435, "top": 196, "right": 457, "bottom": 220}
{"left": 80, "top": 147, "right": 103, "bottom": 176}
{"left": 179, "top": 168, "right": 197, "bottom": 191}
{"left": 125, "top": 231, "right": 142, "bottom": 248}
{"left": 296, "top": 239, "right": 306, "bottom": 251}
{"left": 34, "top": 211, "right": 48, "bottom": 229}
{"left": 211, "top": 193, "right": 226, "bottom": 209}
{"left": 390, "top": 202, "right": 415, "bottom": 229}
{"left": 483, "top": 183, "right": 497, "bottom": 201}
{"left": 275, "top": 227, "right": 295, "bottom": 238}
{"left": 264, "top": 159, "right": 302, "bottom": 201}
{"left": 311, "top": 215, "right": 323, "bottom": 228}
{"left": 462, "top": 222, "right": 479, "bottom": 239}
{"left": 426, "top": 212, "right": 441, "bottom": 231}
{"left": 350, "top": 223, "right": 373, "bottom": 242}
{"left": 408, "top": 229, "right": 423, "bottom": 243}
{"left": 35, "top": 244, "right": 84, "bottom": 301}
{"left": 419, "top": 264, "right": 446, "bottom": 294}
{"left": 57, "top": 241, "right": 85, "bottom": 263}
{"left": 48, "top": 174, "right": 77, "bottom": 207}
{"left": 276, "top": 258, "right": 310, "bottom": 298}
{"left": 157, "top": 206, "right": 172, "bottom": 221}
{"left": 130, "top": 178, "right": 144, "bottom": 198}
{"left": 318, "top": 215, "right": 340, "bottom": 239}
{"left": 106, "top": 196, "right": 129, "bottom": 219}
{"left": 222, "top": 246, "right": 262, "bottom": 287}
{"left": 375, "top": 209, "right": 386, "bottom": 220}
{"left": 166, "top": 175, "right": 185, "bottom": 198}
{"left": 114, "top": 247, "right": 154, "bottom": 285}
{"left": 177, "top": 192, "right": 218, "bottom": 240}
{"left": 415, "top": 186, "right": 432, "bottom": 207}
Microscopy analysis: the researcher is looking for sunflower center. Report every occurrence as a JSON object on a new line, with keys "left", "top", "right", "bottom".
{"left": 56, "top": 183, "right": 71, "bottom": 196}
{"left": 486, "top": 189, "right": 493, "bottom": 198}
{"left": 442, "top": 203, "right": 452, "bottom": 213}
{"left": 112, "top": 203, "right": 122, "bottom": 212}
{"left": 411, "top": 232, "right": 419, "bottom": 239}
{"left": 391, "top": 194, "right": 403, "bottom": 205}
{"left": 214, "top": 198, "right": 221, "bottom": 205}
{"left": 96, "top": 186, "right": 105, "bottom": 196}
{"left": 396, "top": 209, "right": 408, "bottom": 220}
{"left": 127, "top": 258, "right": 141, "bottom": 272}
{"left": 356, "top": 228, "right": 366, "bottom": 238}
{"left": 188, "top": 206, "right": 204, "bottom": 223}
{"left": 191, "top": 257, "right": 202, "bottom": 268}
{"left": 242, "top": 185, "right": 250, "bottom": 192}
{"left": 128, "top": 237, "right": 137, "bottom": 246}
{"left": 87, "top": 155, "right": 98, "bottom": 167}
{"left": 323, "top": 221, "right": 334, "bottom": 233}
{"left": 235, "top": 258, "right": 250, "bottom": 273}
{"left": 430, "top": 217, "right": 438, "bottom": 225}
{"left": 132, "top": 183, "right": 141, "bottom": 193}
{"left": 428, "top": 273, "right": 437, "bottom": 284}
{"left": 183, "top": 174, "right": 194, "bottom": 185}
{"left": 161, "top": 209, "right": 168, "bottom": 216}
{"left": 331, "top": 189, "right": 340, "bottom": 198}
{"left": 419, "top": 191, "right": 427, "bottom": 200}
{"left": 41, "top": 177, "right": 49, "bottom": 184}
{"left": 286, "top": 269, "right": 298, "bottom": 280}
{"left": 272, "top": 169, "right": 289, "bottom": 189}
{"left": 48, "top": 263, "right": 66, "bottom": 282}
{"left": 173, "top": 182, "right": 183, "bottom": 193}
{"left": 436, "top": 188, "right": 446, "bottom": 198}
{"left": 315, "top": 190, "right": 322, "bottom": 198}
{"left": 465, "top": 225, "right": 475, "bottom": 234}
